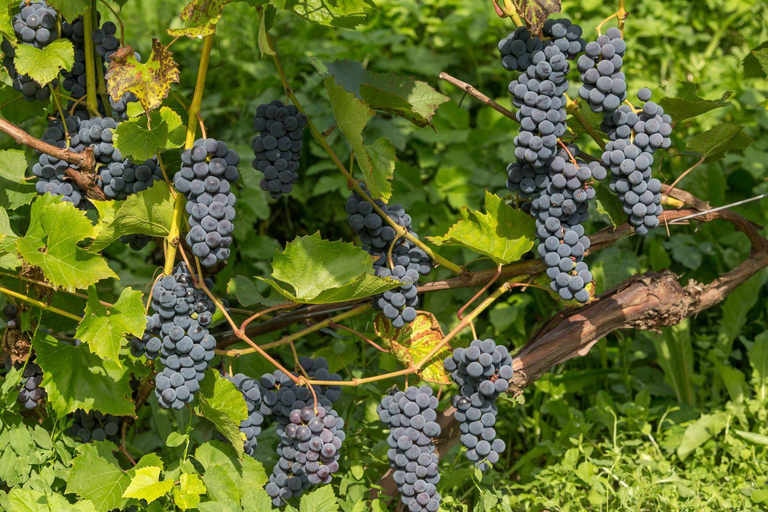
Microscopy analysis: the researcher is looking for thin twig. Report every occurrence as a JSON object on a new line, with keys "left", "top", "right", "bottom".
{"left": 439, "top": 72, "right": 518, "bottom": 122}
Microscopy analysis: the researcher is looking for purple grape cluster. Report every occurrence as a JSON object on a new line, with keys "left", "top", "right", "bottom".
{"left": 265, "top": 404, "right": 345, "bottom": 506}
{"left": 0, "top": 1, "right": 59, "bottom": 102}
{"left": 150, "top": 263, "right": 217, "bottom": 409}
{"left": 542, "top": 18, "right": 586, "bottom": 60}
{"left": 577, "top": 27, "right": 627, "bottom": 113}
{"left": 61, "top": 16, "right": 90, "bottom": 103}
{"left": 78, "top": 116, "right": 122, "bottom": 165}
{"left": 445, "top": 339, "right": 512, "bottom": 471}
{"left": 600, "top": 88, "right": 672, "bottom": 234}
{"left": 119, "top": 233, "right": 152, "bottom": 250}
{"left": 498, "top": 17, "right": 585, "bottom": 74}
{"left": 174, "top": 138, "right": 239, "bottom": 268}
{"left": 67, "top": 410, "right": 122, "bottom": 443}
{"left": 527, "top": 146, "right": 606, "bottom": 301}
{"left": 377, "top": 386, "right": 441, "bottom": 511}
{"left": 129, "top": 314, "right": 162, "bottom": 360}
{"left": 33, "top": 116, "right": 88, "bottom": 208}
{"left": 259, "top": 357, "right": 342, "bottom": 435}
{"left": 346, "top": 185, "right": 432, "bottom": 327}
{"left": 251, "top": 100, "right": 307, "bottom": 199}
{"left": 92, "top": 21, "right": 119, "bottom": 61}
{"left": 101, "top": 158, "right": 162, "bottom": 200}
{"left": 225, "top": 373, "right": 264, "bottom": 457}
{"left": 505, "top": 44, "right": 569, "bottom": 199}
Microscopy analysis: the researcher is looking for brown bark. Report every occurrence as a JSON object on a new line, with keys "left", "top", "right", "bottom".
{"left": 0, "top": 118, "right": 95, "bottom": 171}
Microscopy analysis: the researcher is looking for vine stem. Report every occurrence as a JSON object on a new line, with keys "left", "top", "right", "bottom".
{"left": 0, "top": 118, "right": 94, "bottom": 170}
{"left": 82, "top": 6, "right": 99, "bottom": 116}
{"left": 215, "top": 304, "right": 372, "bottom": 357}
{"left": 501, "top": 0, "right": 524, "bottom": 27}
{"left": 564, "top": 94, "right": 607, "bottom": 150}
{"left": 162, "top": 33, "right": 215, "bottom": 276}
{"left": 0, "top": 271, "right": 112, "bottom": 307}
{"left": 617, "top": 0, "right": 627, "bottom": 35}
{"left": 0, "top": 286, "right": 81, "bottom": 322}
{"left": 264, "top": 29, "right": 463, "bottom": 276}
{"left": 664, "top": 156, "right": 706, "bottom": 198}
{"left": 438, "top": 72, "right": 518, "bottom": 122}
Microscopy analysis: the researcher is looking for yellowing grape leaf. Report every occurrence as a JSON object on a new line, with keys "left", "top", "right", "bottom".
{"left": 173, "top": 473, "right": 207, "bottom": 511}
{"left": 374, "top": 311, "right": 450, "bottom": 384}
{"left": 106, "top": 39, "right": 180, "bottom": 112}
{"left": 429, "top": 191, "right": 536, "bottom": 264}
{"left": 258, "top": 232, "right": 402, "bottom": 304}
{"left": 17, "top": 195, "right": 117, "bottom": 292}
{"left": 167, "top": 0, "right": 230, "bottom": 38}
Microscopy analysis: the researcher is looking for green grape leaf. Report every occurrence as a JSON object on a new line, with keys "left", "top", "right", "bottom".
{"left": 106, "top": 39, "right": 180, "bottom": 112}
{"left": 258, "top": 232, "right": 402, "bottom": 304}
{"left": 374, "top": 311, "right": 451, "bottom": 384}
{"left": 173, "top": 473, "right": 207, "bottom": 511}
{"left": 299, "top": 485, "right": 339, "bottom": 512}
{"left": 75, "top": 287, "right": 146, "bottom": 364}
{"left": 16, "top": 195, "right": 117, "bottom": 291}
{"left": 8, "top": 488, "right": 97, "bottom": 511}
{"left": 315, "top": 59, "right": 449, "bottom": 127}
{"left": 226, "top": 276, "right": 286, "bottom": 307}
{"left": 257, "top": 8, "right": 275, "bottom": 57}
{"left": 167, "top": 0, "right": 229, "bottom": 38}
{"left": 113, "top": 107, "right": 185, "bottom": 162}
{"left": 14, "top": 39, "right": 74, "bottom": 87}
{"left": 0, "top": 0, "right": 16, "bottom": 43}
{"left": 194, "top": 441, "right": 268, "bottom": 504}
{"left": 122, "top": 466, "right": 174, "bottom": 504}
{"left": 429, "top": 191, "right": 535, "bottom": 264}
{"left": 270, "top": 0, "right": 373, "bottom": 28}
{"left": 677, "top": 412, "right": 728, "bottom": 461}
{"left": 744, "top": 42, "right": 768, "bottom": 78}
{"left": 324, "top": 77, "right": 393, "bottom": 201}
{"left": 33, "top": 332, "right": 134, "bottom": 417}
{"left": 659, "top": 82, "right": 732, "bottom": 122}
{"left": 0, "top": 84, "right": 48, "bottom": 123}
{"left": 0, "top": 149, "right": 35, "bottom": 210}
{"left": 595, "top": 186, "right": 627, "bottom": 228}
{"left": 511, "top": 0, "right": 561, "bottom": 36}
{"left": 685, "top": 123, "right": 753, "bottom": 161}
{"left": 0, "top": 206, "right": 20, "bottom": 270}
{"left": 48, "top": 0, "right": 89, "bottom": 21}
{"left": 66, "top": 442, "right": 132, "bottom": 512}
{"left": 89, "top": 183, "right": 175, "bottom": 252}
{"left": 198, "top": 371, "right": 248, "bottom": 458}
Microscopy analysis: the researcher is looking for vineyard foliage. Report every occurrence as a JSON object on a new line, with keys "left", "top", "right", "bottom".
{"left": 0, "top": 0, "right": 767, "bottom": 510}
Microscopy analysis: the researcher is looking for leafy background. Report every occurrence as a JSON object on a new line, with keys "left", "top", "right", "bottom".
{"left": 1, "top": 0, "right": 768, "bottom": 510}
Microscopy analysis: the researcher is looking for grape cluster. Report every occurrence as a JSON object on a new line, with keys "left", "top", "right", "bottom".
{"left": 600, "top": 89, "right": 671, "bottom": 234}
{"left": 119, "top": 233, "right": 152, "bottom": 250}
{"left": 377, "top": 386, "right": 441, "bottom": 511}
{"left": 266, "top": 404, "right": 345, "bottom": 506}
{"left": 33, "top": 116, "right": 88, "bottom": 208}
{"left": 150, "top": 263, "right": 217, "bottom": 409}
{"left": 129, "top": 314, "right": 162, "bottom": 360}
{"left": 101, "top": 158, "right": 162, "bottom": 200}
{"left": 109, "top": 91, "right": 138, "bottom": 120}
{"left": 346, "top": 185, "right": 432, "bottom": 327}
{"left": 505, "top": 43, "right": 570, "bottom": 199}
{"left": 577, "top": 27, "right": 627, "bottom": 113}
{"left": 61, "top": 16, "right": 89, "bottom": 102}
{"left": 13, "top": 1, "right": 58, "bottom": 48}
{"left": 251, "top": 100, "right": 307, "bottom": 199}
{"left": 225, "top": 373, "right": 264, "bottom": 457}
{"left": 78, "top": 116, "right": 122, "bottom": 165}
{"left": 92, "top": 21, "right": 119, "bottom": 62}
{"left": 542, "top": 18, "right": 586, "bottom": 60}
{"left": 445, "top": 339, "right": 512, "bottom": 470}
{"left": 498, "top": 18, "right": 585, "bottom": 74}
{"left": 527, "top": 147, "right": 606, "bottom": 301}
{"left": 173, "top": 138, "right": 240, "bottom": 268}
{"left": 3, "top": 304, "right": 46, "bottom": 410}
{"left": 1, "top": 1, "right": 59, "bottom": 102}
{"left": 259, "top": 357, "right": 342, "bottom": 434}
{"left": 67, "top": 410, "right": 121, "bottom": 443}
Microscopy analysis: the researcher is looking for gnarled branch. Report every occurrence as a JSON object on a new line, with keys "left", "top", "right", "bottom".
{"left": 0, "top": 118, "right": 95, "bottom": 171}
